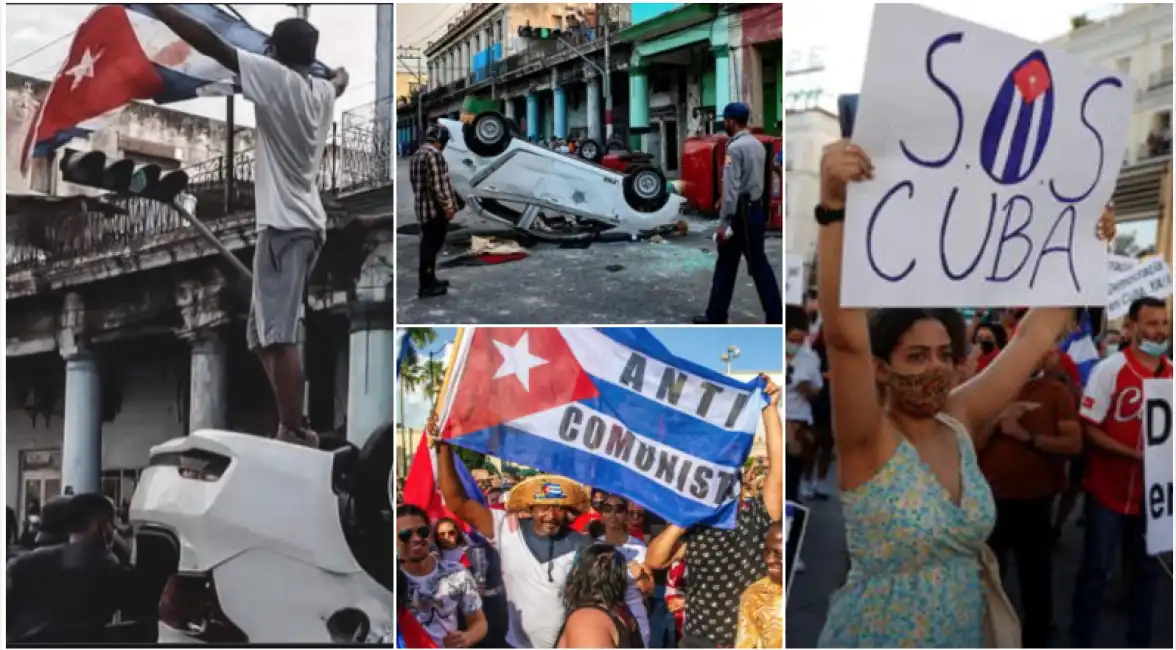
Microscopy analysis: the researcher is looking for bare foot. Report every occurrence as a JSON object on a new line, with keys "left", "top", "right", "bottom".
{"left": 276, "top": 423, "right": 320, "bottom": 448}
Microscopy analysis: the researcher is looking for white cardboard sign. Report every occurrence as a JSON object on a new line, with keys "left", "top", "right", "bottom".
{"left": 1108, "top": 254, "right": 1139, "bottom": 276}
{"left": 842, "top": 4, "right": 1133, "bottom": 307}
{"left": 1106, "top": 257, "right": 1173, "bottom": 319}
{"left": 786, "top": 254, "right": 807, "bottom": 306}
{"left": 1143, "top": 379, "right": 1172, "bottom": 556}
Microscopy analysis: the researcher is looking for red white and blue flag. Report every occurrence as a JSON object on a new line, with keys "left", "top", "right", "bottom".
{"left": 436, "top": 328, "right": 766, "bottom": 529}
{"left": 402, "top": 432, "right": 489, "bottom": 542}
{"left": 21, "top": 4, "right": 329, "bottom": 171}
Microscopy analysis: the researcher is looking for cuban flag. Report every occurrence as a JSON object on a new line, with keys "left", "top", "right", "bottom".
{"left": 21, "top": 4, "right": 330, "bottom": 171}
{"left": 436, "top": 328, "right": 766, "bottom": 529}
{"left": 979, "top": 50, "right": 1055, "bottom": 185}
{"left": 395, "top": 330, "right": 413, "bottom": 379}
{"left": 402, "top": 433, "right": 489, "bottom": 542}
{"left": 1062, "top": 311, "right": 1100, "bottom": 387}
{"left": 396, "top": 607, "right": 437, "bottom": 649}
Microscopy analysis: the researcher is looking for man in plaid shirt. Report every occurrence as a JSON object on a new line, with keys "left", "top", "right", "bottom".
{"left": 410, "top": 124, "right": 459, "bottom": 298}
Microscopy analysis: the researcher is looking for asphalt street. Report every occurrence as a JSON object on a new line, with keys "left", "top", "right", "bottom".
{"left": 395, "top": 161, "right": 783, "bottom": 325}
{"left": 785, "top": 467, "right": 1174, "bottom": 648}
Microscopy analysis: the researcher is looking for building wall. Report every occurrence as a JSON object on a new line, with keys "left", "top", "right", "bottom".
{"left": 6, "top": 353, "right": 188, "bottom": 513}
{"left": 785, "top": 108, "right": 840, "bottom": 261}
{"left": 1048, "top": 3, "right": 1173, "bottom": 166}
{"left": 631, "top": 3, "right": 684, "bottom": 25}
{"left": 5, "top": 72, "right": 254, "bottom": 196}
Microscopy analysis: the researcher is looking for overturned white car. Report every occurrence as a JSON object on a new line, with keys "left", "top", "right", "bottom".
{"left": 440, "top": 111, "right": 687, "bottom": 242}
{"left": 129, "top": 429, "right": 397, "bottom": 644}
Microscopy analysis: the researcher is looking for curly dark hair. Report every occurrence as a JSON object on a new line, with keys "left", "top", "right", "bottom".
{"left": 562, "top": 543, "right": 629, "bottom": 615}
{"left": 868, "top": 308, "right": 968, "bottom": 364}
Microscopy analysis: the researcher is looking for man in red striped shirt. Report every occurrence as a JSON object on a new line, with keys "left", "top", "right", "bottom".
{"left": 1070, "top": 296, "right": 1171, "bottom": 648}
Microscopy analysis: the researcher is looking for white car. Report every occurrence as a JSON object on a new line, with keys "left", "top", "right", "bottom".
{"left": 129, "top": 429, "right": 397, "bottom": 644}
{"left": 440, "top": 111, "right": 687, "bottom": 242}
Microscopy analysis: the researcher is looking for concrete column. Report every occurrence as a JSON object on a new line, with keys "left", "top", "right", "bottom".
{"left": 346, "top": 302, "right": 396, "bottom": 446}
{"left": 553, "top": 75, "right": 568, "bottom": 140}
{"left": 629, "top": 68, "right": 650, "bottom": 149}
{"left": 526, "top": 92, "right": 540, "bottom": 140}
{"left": 713, "top": 47, "right": 731, "bottom": 132}
{"left": 188, "top": 333, "right": 228, "bottom": 433}
{"left": 586, "top": 74, "right": 602, "bottom": 142}
{"left": 504, "top": 97, "right": 517, "bottom": 121}
{"left": 61, "top": 349, "right": 101, "bottom": 496}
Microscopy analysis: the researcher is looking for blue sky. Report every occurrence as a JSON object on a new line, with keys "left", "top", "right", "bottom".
{"left": 397, "top": 327, "right": 783, "bottom": 425}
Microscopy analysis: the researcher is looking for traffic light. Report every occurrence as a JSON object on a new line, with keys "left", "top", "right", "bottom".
{"left": 59, "top": 150, "right": 190, "bottom": 203}
{"left": 517, "top": 24, "right": 563, "bottom": 39}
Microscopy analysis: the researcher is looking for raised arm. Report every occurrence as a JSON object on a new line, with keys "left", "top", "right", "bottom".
{"left": 149, "top": 5, "right": 238, "bottom": 73}
{"left": 949, "top": 207, "right": 1117, "bottom": 436}
{"left": 329, "top": 67, "right": 350, "bottom": 98}
{"left": 815, "top": 141, "right": 887, "bottom": 487}
{"left": 760, "top": 376, "right": 783, "bottom": 521}
{"left": 433, "top": 441, "right": 495, "bottom": 539}
{"left": 645, "top": 524, "right": 687, "bottom": 570}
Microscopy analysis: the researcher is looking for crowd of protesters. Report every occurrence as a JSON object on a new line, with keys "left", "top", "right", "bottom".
{"left": 397, "top": 377, "right": 785, "bottom": 649}
{"left": 6, "top": 493, "right": 144, "bottom": 643}
{"left": 783, "top": 139, "right": 1173, "bottom": 648}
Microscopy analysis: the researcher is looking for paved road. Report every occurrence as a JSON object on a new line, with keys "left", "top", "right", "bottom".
{"left": 394, "top": 161, "right": 783, "bottom": 325}
{"left": 786, "top": 469, "right": 1173, "bottom": 648}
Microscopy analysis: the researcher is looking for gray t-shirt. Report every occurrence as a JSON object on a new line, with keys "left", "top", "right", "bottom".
{"left": 237, "top": 50, "right": 335, "bottom": 233}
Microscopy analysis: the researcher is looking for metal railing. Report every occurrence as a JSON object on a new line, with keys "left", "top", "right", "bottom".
{"left": 7, "top": 96, "right": 397, "bottom": 274}
{"left": 1149, "top": 67, "right": 1173, "bottom": 91}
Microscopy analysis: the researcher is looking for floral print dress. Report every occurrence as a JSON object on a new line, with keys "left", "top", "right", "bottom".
{"left": 818, "top": 413, "right": 996, "bottom": 648}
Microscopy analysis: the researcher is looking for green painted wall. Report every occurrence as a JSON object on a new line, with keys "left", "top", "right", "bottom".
{"left": 702, "top": 68, "right": 716, "bottom": 108}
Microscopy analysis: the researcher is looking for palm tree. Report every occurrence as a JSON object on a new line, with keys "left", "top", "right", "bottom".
{"left": 398, "top": 328, "right": 436, "bottom": 476}
{"left": 421, "top": 359, "right": 447, "bottom": 402}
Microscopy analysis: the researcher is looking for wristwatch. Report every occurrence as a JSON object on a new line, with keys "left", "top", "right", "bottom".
{"left": 815, "top": 204, "right": 845, "bottom": 225}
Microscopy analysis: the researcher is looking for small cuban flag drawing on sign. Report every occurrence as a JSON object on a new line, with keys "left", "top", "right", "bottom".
{"left": 980, "top": 50, "right": 1055, "bottom": 186}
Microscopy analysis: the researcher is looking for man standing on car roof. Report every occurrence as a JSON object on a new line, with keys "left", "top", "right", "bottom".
{"left": 694, "top": 102, "right": 783, "bottom": 325}
{"left": 410, "top": 124, "right": 459, "bottom": 299}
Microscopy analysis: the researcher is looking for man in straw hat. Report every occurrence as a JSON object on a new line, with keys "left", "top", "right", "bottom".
{"left": 430, "top": 419, "right": 596, "bottom": 649}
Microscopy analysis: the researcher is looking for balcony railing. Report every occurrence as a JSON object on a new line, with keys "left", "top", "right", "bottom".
{"left": 7, "top": 95, "right": 397, "bottom": 275}
{"left": 1149, "top": 67, "right": 1173, "bottom": 91}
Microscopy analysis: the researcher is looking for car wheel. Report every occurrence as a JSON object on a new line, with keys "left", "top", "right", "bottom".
{"left": 578, "top": 139, "right": 603, "bottom": 163}
{"left": 462, "top": 111, "right": 512, "bottom": 158}
{"left": 623, "top": 165, "right": 670, "bottom": 212}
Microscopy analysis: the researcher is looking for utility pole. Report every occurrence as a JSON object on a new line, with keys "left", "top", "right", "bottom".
{"left": 398, "top": 45, "right": 427, "bottom": 144}
{"left": 600, "top": 3, "right": 613, "bottom": 140}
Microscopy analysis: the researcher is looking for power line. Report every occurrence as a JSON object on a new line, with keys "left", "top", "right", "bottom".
{"left": 8, "top": 28, "right": 76, "bottom": 70}
{"left": 404, "top": 4, "right": 467, "bottom": 49}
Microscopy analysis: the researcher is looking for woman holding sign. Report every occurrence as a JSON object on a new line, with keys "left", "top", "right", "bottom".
{"left": 811, "top": 140, "right": 1117, "bottom": 648}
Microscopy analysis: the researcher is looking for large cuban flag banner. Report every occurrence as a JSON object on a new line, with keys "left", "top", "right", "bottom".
{"left": 21, "top": 4, "right": 330, "bottom": 169}
{"left": 436, "top": 328, "right": 766, "bottom": 530}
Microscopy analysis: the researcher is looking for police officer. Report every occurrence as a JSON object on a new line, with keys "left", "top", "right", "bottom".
{"left": 694, "top": 103, "right": 783, "bottom": 324}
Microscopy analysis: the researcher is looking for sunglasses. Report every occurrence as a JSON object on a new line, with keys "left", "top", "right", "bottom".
{"left": 437, "top": 529, "right": 458, "bottom": 540}
{"left": 600, "top": 503, "right": 627, "bottom": 514}
{"left": 398, "top": 525, "right": 431, "bottom": 543}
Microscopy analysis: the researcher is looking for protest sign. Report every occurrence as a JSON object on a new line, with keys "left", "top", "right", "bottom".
{"left": 1106, "top": 257, "right": 1173, "bottom": 319}
{"left": 842, "top": 4, "right": 1133, "bottom": 307}
{"left": 436, "top": 328, "right": 766, "bottom": 529}
{"left": 785, "top": 500, "right": 809, "bottom": 601}
{"left": 1144, "top": 379, "right": 1172, "bottom": 556}
{"left": 786, "top": 254, "right": 807, "bottom": 306}
{"left": 1108, "top": 254, "right": 1139, "bottom": 276}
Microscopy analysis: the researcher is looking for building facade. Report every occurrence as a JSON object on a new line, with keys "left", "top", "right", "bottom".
{"left": 1049, "top": 3, "right": 1173, "bottom": 260}
{"left": 5, "top": 74, "right": 396, "bottom": 521}
{"left": 784, "top": 107, "right": 839, "bottom": 266}
{"left": 395, "top": 3, "right": 782, "bottom": 180}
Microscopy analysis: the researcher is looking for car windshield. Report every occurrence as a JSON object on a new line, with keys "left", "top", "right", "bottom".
{"left": 476, "top": 150, "right": 613, "bottom": 214}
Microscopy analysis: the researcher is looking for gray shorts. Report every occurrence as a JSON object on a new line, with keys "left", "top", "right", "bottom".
{"left": 246, "top": 227, "right": 322, "bottom": 351}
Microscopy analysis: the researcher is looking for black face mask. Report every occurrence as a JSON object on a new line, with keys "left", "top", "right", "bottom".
{"left": 978, "top": 340, "right": 996, "bottom": 354}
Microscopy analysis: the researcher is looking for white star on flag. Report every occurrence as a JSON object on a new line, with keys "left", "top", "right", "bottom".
{"left": 492, "top": 332, "right": 548, "bottom": 391}
{"left": 65, "top": 47, "right": 103, "bottom": 91}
